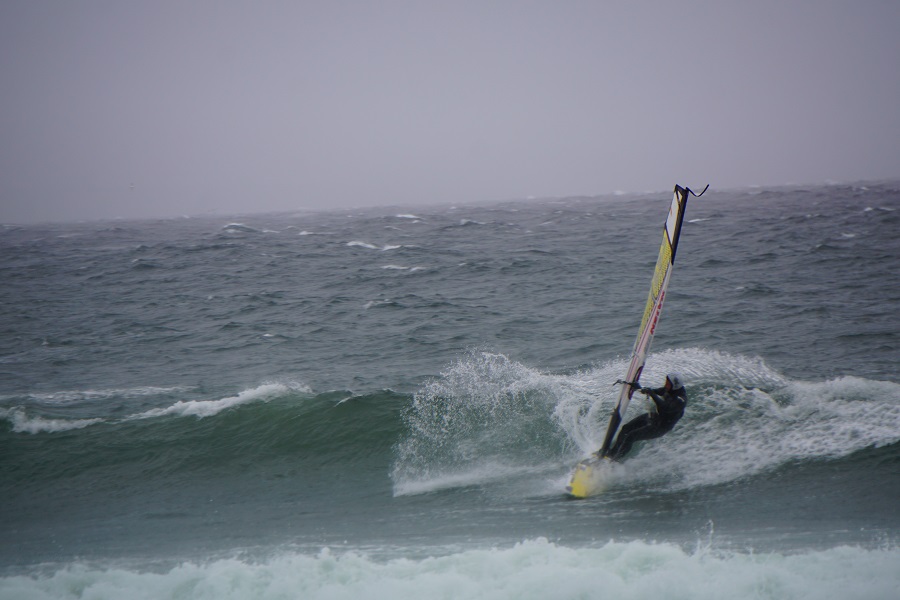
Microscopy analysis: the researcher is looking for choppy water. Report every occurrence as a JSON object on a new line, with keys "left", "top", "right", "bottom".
{"left": 1, "top": 182, "right": 899, "bottom": 599}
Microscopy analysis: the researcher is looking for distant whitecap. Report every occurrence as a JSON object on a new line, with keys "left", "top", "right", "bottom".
{"left": 222, "top": 223, "right": 260, "bottom": 233}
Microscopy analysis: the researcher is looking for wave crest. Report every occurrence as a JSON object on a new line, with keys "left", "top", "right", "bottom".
{"left": 392, "top": 348, "right": 900, "bottom": 495}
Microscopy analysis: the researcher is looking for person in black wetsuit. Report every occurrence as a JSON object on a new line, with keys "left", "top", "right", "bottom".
{"left": 605, "top": 373, "right": 687, "bottom": 461}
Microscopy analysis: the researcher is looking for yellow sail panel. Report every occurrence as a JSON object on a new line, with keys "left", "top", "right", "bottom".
{"left": 636, "top": 235, "right": 674, "bottom": 345}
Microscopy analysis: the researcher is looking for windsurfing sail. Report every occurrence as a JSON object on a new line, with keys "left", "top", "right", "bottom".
{"left": 598, "top": 184, "right": 708, "bottom": 456}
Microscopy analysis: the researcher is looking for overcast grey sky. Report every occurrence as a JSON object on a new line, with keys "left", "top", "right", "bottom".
{"left": 1, "top": 1, "right": 898, "bottom": 223}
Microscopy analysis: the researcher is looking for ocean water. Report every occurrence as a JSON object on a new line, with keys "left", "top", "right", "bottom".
{"left": 1, "top": 182, "right": 898, "bottom": 599}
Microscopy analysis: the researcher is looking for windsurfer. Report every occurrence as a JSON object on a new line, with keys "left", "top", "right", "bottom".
{"left": 602, "top": 373, "right": 686, "bottom": 461}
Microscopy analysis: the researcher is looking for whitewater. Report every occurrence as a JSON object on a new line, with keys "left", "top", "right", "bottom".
{"left": 1, "top": 182, "right": 898, "bottom": 599}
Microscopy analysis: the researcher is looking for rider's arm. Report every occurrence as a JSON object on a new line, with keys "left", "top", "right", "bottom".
{"left": 643, "top": 388, "right": 665, "bottom": 412}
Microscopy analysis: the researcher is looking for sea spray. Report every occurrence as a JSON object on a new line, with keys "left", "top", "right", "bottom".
{"left": 392, "top": 347, "right": 900, "bottom": 496}
{"left": 391, "top": 351, "right": 575, "bottom": 495}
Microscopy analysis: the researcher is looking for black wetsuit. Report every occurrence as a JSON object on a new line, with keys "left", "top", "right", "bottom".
{"left": 606, "top": 385, "right": 686, "bottom": 461}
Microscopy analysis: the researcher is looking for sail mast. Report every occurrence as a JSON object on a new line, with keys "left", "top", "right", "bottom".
{"left": 598, "top": 184, "right": 704, "bottom": 455}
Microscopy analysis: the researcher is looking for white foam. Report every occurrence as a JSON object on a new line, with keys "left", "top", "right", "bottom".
{"left": 129, "top": 382, "right": 310, "bottom": 420}
{"left": 4, "top": 386, "right": 194, "bottom": 406}
{"left": 2, "top": 383, "right": 313, "bottom": 433}
{"left": 381, "top": 265, "right": 426, "bottom": 273}
{"left": 1, "top": 407, "right": 103, "bottom": 434}
{"left": 221, "top": 223, "right": 260, "bottom": 233}
{"left": 3, "top": 539, "right": 896, "bottom": 600}
{"left": 347, "top": 240, "right": 380, "bottom": 250}
{"left": 347, "top": 241, "right": 404, "bottom": 251}
{"left": 613, "top": 365, "right": 900, "bottom": 490}
{"left": 364, "top": 299, "right": 394, "bottom": 309}
{"left": 393, "top": 461, "right": 550, "bottom": 496}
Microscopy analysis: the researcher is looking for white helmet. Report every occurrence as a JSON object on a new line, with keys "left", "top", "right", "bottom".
{"left": 665, "top": 373, "right": 685, "bottom": 390}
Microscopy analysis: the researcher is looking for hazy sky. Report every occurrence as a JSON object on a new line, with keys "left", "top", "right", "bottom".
{"left": 2, "top": 1, "right": 898, "bottom": 223}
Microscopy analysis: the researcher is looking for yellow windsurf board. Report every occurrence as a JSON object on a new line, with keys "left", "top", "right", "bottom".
{"left": 566, "top": 455, "right": 613, "bottom": 498}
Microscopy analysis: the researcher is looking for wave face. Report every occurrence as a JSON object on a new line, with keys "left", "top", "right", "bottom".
{"left": 1, "top": 183, "right": 899, "bottom": 591}
{"left": 5, "top": 350, "right": 895, "bottom": 508}
{"left": 0, "top": 384, "right": 408, "bottom": 493}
